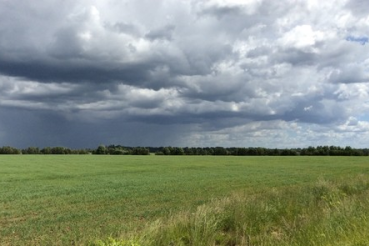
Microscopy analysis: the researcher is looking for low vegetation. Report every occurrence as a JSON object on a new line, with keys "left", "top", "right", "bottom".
{"left": 1, "top": 155, "right": 369, "bottom": 245}
{"left": 94, "top": 176, "right": 369, "bottom": 245}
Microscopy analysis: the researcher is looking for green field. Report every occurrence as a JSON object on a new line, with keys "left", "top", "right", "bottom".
{"left": 1, "top": 155, "right": 369, "bottom": 245}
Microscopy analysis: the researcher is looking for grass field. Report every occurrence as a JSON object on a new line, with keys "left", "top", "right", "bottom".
{"left": 1, "top": 155, "right": 369, "bottom": 245}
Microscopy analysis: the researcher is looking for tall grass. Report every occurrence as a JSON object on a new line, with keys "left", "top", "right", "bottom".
{"left": 94, "top": 175, "right": 369, "bottom": 246}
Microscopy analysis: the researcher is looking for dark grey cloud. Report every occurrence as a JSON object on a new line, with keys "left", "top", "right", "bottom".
{"left": 145, "top": 25, "right": 176, "bottom": 41}
{"left": 199, "top": 5, "right": 244, "bottom": 19}
{"left": 272, "top": 48, "right": 319, "bottom": 66}
{"left": 0, "top": 56, "right": 156, "bottom": 85}
{"left": 105, "top": 22, "right": 141, "bottom": 37}
{"left": 1, "top": 0, "right": 369, "bottom": 148}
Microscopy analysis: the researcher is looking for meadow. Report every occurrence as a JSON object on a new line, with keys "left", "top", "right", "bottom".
{"left": 1, "top": 155, "right": 369, "bottom": 245}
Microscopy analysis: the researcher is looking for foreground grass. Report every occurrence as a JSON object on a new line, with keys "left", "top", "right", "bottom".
{"left": 1, "top": 156, "right": 369, "bottom": 245}
{"left": 94, "top": 176, "right": 369, "bottom": 246}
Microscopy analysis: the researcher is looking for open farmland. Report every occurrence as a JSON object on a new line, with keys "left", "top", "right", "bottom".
{"left": 1, "top": 155, "right": 369, "bottom": 245}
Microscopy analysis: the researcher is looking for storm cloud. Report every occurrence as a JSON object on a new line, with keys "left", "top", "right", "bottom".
{"left": 1, "top": 0, "right": 369, "bottom": 148}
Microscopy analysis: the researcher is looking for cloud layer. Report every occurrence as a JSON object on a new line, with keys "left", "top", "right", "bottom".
{"left": 1, "top": 0, "right": 369, "bottom": 148}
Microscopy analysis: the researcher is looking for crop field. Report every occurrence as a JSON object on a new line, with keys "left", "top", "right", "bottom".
{"left": 1, "top": 155, "right": 369, "bottom": 245}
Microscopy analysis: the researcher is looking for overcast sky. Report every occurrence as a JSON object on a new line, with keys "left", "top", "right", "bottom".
{"left": 1, "top": 0, "right": 369, "bottom": 148}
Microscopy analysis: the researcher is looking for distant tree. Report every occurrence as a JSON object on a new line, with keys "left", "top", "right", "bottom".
{"left": 172, "top": 147, "right": 184, "bottom": 155}
{"left": 256, "top": 147, "right": 266, "bottom": 155}
{"left": 162, "top": 147, "right": 171, "bottom": 155}
{"left": 344, "top": 146, "right": 353, "bottom": 156}
{"left": 131, "top": 147, "right": 150, "bottom": 155}
{"left": 50, "top": 147, "right": 68, "bottom": 154}
{"left": 95, "top": 145, "right": 108, "bottom": 155}
{"left": 247, "top": 147, "right": 258, "bottom": 156}
{"left": 111, "top": 149, "right": 125, "bottom": 155}
{"left": 184, "top": 147, "right": 194, "bottom": 155}
{"left": 205, "top": 148, "right": 214, "bottom": 155}
{"left": 362, "top": 149, "right": 369, "bottom": 156}
{"left": 236, "top": 148, "right": 248, "bottom": 156}
{"left": 22, "top": 147, "right": 40, "bottom": 154}
{"left": 0, "top": 146, "right": 21, "bottom": 154}
{"left": 105, "top": 145, "right": 126, "bottom": 155}
{"left": 213, "top": 147, "right": 228, "bottom": 155}
{"left": 41, "top": 147, "right": 52, "bottom": 154}
{"left": 272, "top": 148, "right": 281, "bottom": 156}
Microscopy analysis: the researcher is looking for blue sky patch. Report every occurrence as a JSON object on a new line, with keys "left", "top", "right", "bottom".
{"left": 346, "top": 35, "right": 368, "bottom": 45}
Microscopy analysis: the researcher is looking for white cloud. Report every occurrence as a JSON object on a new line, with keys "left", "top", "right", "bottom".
{"left": 279, "top": 25, "right": 325, "bottom": 49}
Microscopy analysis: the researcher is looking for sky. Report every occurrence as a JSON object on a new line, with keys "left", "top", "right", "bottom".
{"left": 0, "top": 0, "right": 369, "bottom": 149}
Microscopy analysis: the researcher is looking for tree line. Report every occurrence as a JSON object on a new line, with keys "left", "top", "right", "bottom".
{"left": 154, "top": 146, "right": 369, "bottom": 156}
{"left": 0, "top": 145, "right": 149, "bottom": 155}
{"left": 0, "top": 145, "right": 368, "bottom": 156}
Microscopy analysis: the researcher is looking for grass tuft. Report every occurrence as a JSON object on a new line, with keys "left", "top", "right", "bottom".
{"left": 96, "top": 176, "right": 369, "bottom": 246}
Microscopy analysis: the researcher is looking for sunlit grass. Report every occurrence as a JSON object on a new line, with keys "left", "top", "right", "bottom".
{"left": 1, "top": 155, "right": 369, "bottom": 245}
